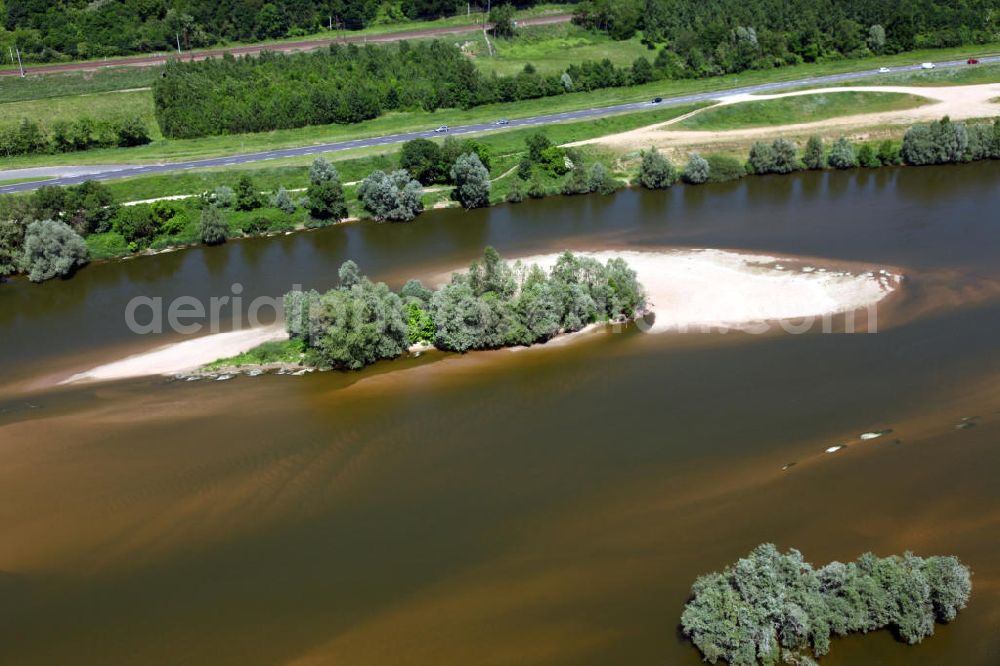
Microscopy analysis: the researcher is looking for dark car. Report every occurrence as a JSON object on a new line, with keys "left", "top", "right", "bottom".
{"left": 967, "top": 58, "right": 980, "bottom": 64}
{"left": 651, "top": 97, "right": 663, "bottom": 104}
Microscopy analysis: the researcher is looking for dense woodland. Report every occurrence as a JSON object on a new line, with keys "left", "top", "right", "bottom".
{"left": 1, "top": 0, "right": 562, "bottom": 61}
{"left": 681, "top": 544, "right": 972, "bottom": 665}
{"left": 576, "top": 0, "right": 1000, "bottom": 77}
{"left": 153, "top": 42, "right": 642, "bottom": 138}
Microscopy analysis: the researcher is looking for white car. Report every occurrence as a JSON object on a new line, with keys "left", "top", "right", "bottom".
{"left": 434, "top": 125, "right": 449, "bottom": 133}
{"left": 921, "top": 62, "right": 935, "bottom": 70}
{"left": 878, "top": 67, "right": 890, "bottom": 73}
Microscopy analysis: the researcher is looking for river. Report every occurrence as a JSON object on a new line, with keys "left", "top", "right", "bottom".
{"left": 0, "top": 163, "right": 998, "bottom": 665}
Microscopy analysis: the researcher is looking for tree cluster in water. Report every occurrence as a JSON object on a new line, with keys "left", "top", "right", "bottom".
{"left": 283, "top": 247, "right": 646, "bottom": 370}
{"left": 681, "top": 544, "right": 972, "bottom": 666}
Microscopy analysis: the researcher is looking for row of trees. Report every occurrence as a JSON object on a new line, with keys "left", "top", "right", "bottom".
{"left": 681, "top": 544, "right": 972, "bottom": 665}
{"left": 153, "top": 42, "right": 656, "bottom": 138}
{"left": 0, "top": 116, "right": 152, "bottom": 157}
{"left": 576, "top": 0, "right": 999, "bottom": 79}
{"left": 630, "top": 116, "right": 1000, "bottom": 190}
{"left": 3, "top": 1, "right": 556, "bottom": 61}
{"left": 283, "top": 246, "right": 646, "bottom": 369}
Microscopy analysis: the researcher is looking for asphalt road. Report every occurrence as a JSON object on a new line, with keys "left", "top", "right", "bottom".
{"left": 2, "top": 56, "right": 997, "bottom": 196}
{"left": 0, "top": 14, "right": 572, "bottom": 77}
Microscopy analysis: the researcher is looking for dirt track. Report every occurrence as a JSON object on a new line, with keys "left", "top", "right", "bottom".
{"left": 0, "top": 14, "right": 571, "bottom": 77}
{"left": 569, "top": 83, "right": 1000, "bottom": 154}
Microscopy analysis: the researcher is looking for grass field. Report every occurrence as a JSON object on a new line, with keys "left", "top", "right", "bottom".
{"left": 0, "top": 89, "right": 159, "bottom": 136}
{"left": 0, "top": 176, "right": 54, "bottom": 186}
{"left": 678, "top": 92, "right": 931, "bottom": 130}
{"left": 0, "top": 68, "right": 157, "bottom": 104}
{"left": 472, "top": 24, "right": 658, "bottom": 76}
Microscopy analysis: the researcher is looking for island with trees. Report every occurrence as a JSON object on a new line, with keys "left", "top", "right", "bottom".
{"left": 681, "top": 544, "right": 973, "bottom": 665}
{"left": 205, "top": 246, "right": 646, "bottom": 374}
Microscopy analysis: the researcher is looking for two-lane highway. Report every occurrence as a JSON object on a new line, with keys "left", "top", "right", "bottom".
{"left": 2, "top": 55, "right": 997, "bottom": 196}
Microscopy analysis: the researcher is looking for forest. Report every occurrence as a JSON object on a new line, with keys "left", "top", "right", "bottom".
{"left": 575, "top": 0, "right": 1000, "bottom": 77}
{"left": 152, "top": 41, "right": 642, "bottom": 138}
{"left": 1, "top": 0, "right": 562, "bottom": 61}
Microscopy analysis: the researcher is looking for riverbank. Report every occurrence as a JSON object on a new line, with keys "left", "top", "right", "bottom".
{"left": 60, "top": 248, "right": 901, "bottom": 384}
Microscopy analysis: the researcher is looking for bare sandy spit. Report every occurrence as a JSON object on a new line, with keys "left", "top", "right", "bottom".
{"left": 62, "top": 325, "right": 286, "bottom": 384}
{"left": 63, "top": 249, "right": 900, "bottom": 384}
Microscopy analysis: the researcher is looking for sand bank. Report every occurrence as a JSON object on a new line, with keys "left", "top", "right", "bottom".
{"left": 64, "top": 248, "right": 899, "bottom": 383}
{"left": 63, "top": 325, "right": 287, "bottom": 384}
{"left": 504, "top": 249, "right": 900, "bottom": 334}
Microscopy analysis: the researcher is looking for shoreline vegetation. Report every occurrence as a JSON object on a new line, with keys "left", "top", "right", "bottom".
{"left": 1, "top": 112, "right": 996, "bottom": 284}
{"left": 681, "top": 544, "right": 972, "bottom": 666}
{"left": 62, "top": 248, "right": 900, "bottom": 384}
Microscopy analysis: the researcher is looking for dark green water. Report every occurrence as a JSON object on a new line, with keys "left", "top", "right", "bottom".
{"left": 0, "top": 163, "right": 998, "bottom": 665}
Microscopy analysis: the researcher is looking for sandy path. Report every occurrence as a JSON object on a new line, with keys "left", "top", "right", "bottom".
{"left": 569, "top": 83, "right": 1000, "bottom": 152}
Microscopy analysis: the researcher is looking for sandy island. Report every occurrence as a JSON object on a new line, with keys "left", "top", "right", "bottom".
{"left": 63, "top": 249, "right": 901, "bottom": 383}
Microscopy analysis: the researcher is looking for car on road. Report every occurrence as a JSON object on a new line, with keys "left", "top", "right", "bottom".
{"left": 650, "top": 97, "right": 663, "bottom": 104}
{"left": 967, "top": 58, "right": 980, "bottom": 65}
{"left": 921, "top": 62, "right": 935, "bottom": 69}
{"left": 495, "top": 119, "right": 509, "bottom": 125}
{"left": 434, "top": 125, "right": 449, "bottom": 133}
{"left": 878, "top": 67, "right": 891, "bottom": 73}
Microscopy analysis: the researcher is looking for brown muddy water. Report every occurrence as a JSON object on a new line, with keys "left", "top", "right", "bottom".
{"left": 0, "top": 163, "right": 998, "bottom": 665}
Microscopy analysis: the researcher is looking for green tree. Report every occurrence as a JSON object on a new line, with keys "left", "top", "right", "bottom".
{"left": 405, "top": 300, "right": 436, "bottom": 343}
{"left": 828, "top": 137, "right": 858, "bottom": 169}
{"left": 803, "top": 136, "right": 826, "bottom": 169}
{"left": 307, "top": 161, "right": 348, "bottom": 221}
{"left": 199, "top": 205, "right": 228, "bottom": 245}
{"left": 638, "top": 147, "right": 677, "bottom": 189}
{"left": 0, "top": 219, "right": 26, "bottom": 277}
{"left": 20, "top": 219, "right": 89, "bottom": 282}
{"left": 526, "top": 132, "right": 552, "bottom": 162}
{"left": 399, "top": 138, "right": 444, "bottom": 185}
{"left": 234, "top": 175, "right": 263, "bottom": 211}
{"left": 682, "top": 153, "right": 710, "bottom": 184}
{"left": 747, "top": 141, "right": 778, "bottom": 174}
{"left": 561, "top": 163, "right": 591, "bottom": 195}
{"left": 357, "top": 169, "right": 424, "bottom": 222}
{"left": 505, "top": 180, "right": 525, "bottom": 203}
{"left": 488, "top": 3, "right": 516, "bottom": 39}
{"left": 450, "top": 152, "right": 491, "bottom": 209}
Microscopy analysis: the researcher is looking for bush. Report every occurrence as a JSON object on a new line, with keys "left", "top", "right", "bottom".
{"left": 199, "top": 205, "right": 228, "bottom": 245}
{"left": 270, "top": 187, "right": 296, "bottom": 214}
{"left": 705, "top": 154, "right": 746, "bottom": 182}
{"left": 901, "top": 116, "right": 969, "bottom": 166}
{"left": 638, "top": 147, "right": 677, "bottom": 189}
{"left": 116, "top": 116, "right": 153, "bottom": 147}
{"left": 561, "top": 163, "right": 591, "bottom": 195}
{"left": 526, "top": 133, "right": 553, "bottom": 162}
{"left": 505, "top": 180, "right": 525, "bottom": 203}
{"left": 748, "top": 139, "right": 800, "bottom": 174}
{"left": 877, "top": 139, "right": 902, "bottom": 165}
{"left": 450, "top": 152, "right": 491, "bottom": 209}
{"left": 828, "top": 137, "right": 857, "bottom": 169}
{"left": 357, "top": 169, "right": 424, "bottom": 222}
{"left": 803, "top": 136, "right": 825, "bottom": 169}
{"left": 20, "top": 219, "right": 89, "bottom": 282}
{"left": 527, "top": 175, "right": 548, "bottom": 199}
{"left": 857, "top": 143, "right": 881, "bottom": 168}
{"left": 682, "top": 153, "right": 710, "bottom": 184}
{"left": 85, "top": 231, "right": 130, "bottom": 260}
{"left": 211, "top": 185, "right": 235, "bottom": 208}
{"left": 588, "top": 162, "right": 621, "bottom": 194}
{"left": 112, "top": 205, "right": 158, "bottom": 247}
{"left": 539, "top": 146, "right": 569, "bottom": 175}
